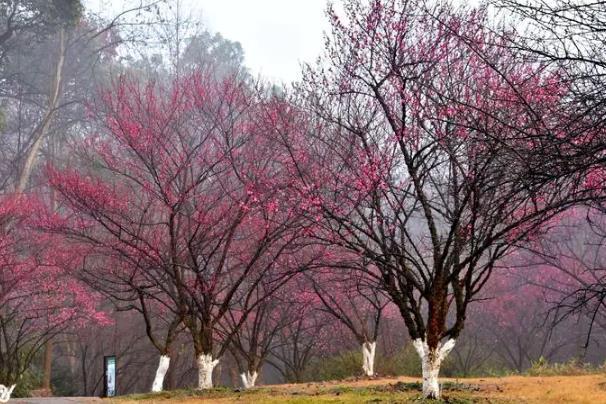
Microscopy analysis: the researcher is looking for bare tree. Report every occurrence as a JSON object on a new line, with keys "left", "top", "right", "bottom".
{"left": 223, "top": 285, "right": 294, "bottom": 388}
{"left": 309, "top": 268, "right": 390, "bottom": 377}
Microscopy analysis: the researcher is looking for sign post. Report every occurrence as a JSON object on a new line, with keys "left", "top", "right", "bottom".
{"left": 103, "top": 355, "right": 117, "bottom": 397}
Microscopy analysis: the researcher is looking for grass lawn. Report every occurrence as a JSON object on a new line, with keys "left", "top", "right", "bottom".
{"left": 112, "top": 374, "right": 606, "bottom": 403}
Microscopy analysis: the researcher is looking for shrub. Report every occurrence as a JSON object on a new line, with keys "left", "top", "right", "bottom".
{"left": 377, "top": 344, "right": 421, "bottom": 377}
{"left": 11, "top": 368, "right": 43, "bottom": 398}
{"left": 526, "top": 357, "right": 603, "bottom": 376}
{"left": 303, "top": 350, "right": 362, "bottom": 381}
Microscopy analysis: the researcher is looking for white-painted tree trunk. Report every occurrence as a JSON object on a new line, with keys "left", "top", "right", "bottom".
{"left": 240, "top": 370, "right": 258, "bottom": 388}
{"left": 197, "top": 354, "right": 219, "bottom": 389}
{"left": 0, "top": 384, "right": 16, "bottom": 403}
{"left": 412, "top": 338, "right": 456, "bottom": 399}
{"left": 151, "top": 355, "right": 171, "bottom": 392}
{"left": 362, "top": 341, "right": 377, "bottom": 377}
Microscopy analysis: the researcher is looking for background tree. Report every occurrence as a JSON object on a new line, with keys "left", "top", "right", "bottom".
{"left": 0, "top": 0, "right": 82, "bottom": 64}
{"left": 266, "top": 286, "right": 334, "bottom": 384}
{"left": 309, "top": 267, "right": 390, "bottom": 377}
{"left": 516, "top": 209, "right": 606, "bottom": 349}
{"left": 223, "top": 284, "right": 293, "bottom": 388}
{"left": 0, "top": 195, "right": 107, "bottom": 393}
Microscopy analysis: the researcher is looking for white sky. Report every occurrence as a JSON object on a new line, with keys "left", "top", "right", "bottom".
{"left": 192, "top": 0, "right": 330, "bottom": 84}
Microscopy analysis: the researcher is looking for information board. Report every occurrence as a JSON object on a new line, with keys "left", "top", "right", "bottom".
{"left": 103, "top": 355, "right": 116, "bottom": 397}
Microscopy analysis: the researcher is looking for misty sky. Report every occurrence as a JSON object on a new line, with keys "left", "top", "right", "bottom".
{"left": 88, "top": 0, "right": 330, "bottom": 83}
{"left": 194, "top": 0, "right": 329, "bottom": 83}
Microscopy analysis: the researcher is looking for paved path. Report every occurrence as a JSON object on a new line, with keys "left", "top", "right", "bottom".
{"left": 11, "top": 398, "right": 102, "bottom": 403}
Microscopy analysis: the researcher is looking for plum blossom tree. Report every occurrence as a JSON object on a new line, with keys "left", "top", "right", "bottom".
{"left": 49, "top": 241, "right": 186, "bottom": 392}
{"left": 213, "top": 233, "right": 328, "bottom": 389}
{"left": 222, "top": 284, "right": 294, "bottom": 388}
{"left": 221, "top": 240, "right": 327, "bottom": 388}
{"left": 309, "top": 267, "right": 391, "bottom": 377}
{"left": 45, "top": 70, "right": 312, "bottom": 390}
{"left": 0, "top": 194, "right": 108, "bottom": 388}
{"left": 266, "top": 286, "right": 334, "bottom": 384}
{"left": 289, "top": 0, "right": 592, "bottom": 398}
{"left": 0, "top": 383, "right": 15, "bottom": 402}
{"left": 491, "top": 0, "right": 606, "bottom": 192}
{"left": 518, "top": 209, "right": 606, "bottom": 347}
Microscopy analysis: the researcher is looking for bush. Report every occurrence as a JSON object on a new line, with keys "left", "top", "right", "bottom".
{"left": 377, "top": 344, "right": 421, "bottom": 377}
{"left": 303, "top": 344, "right": 424, "bottom": 382}
{"left": 525, "top": 357, "right": 604, "bottom": 376}
{"left": 299, "top": 344, "right": 602, "bottom": 383}
{"left": 303, "top": 350, "right": 362, "bottom": 381}
{"left": 51, "top": 362, "right": 78, "bottom": 396}
{"left": 10, "top": 368, "right": 43, "bottom": 398}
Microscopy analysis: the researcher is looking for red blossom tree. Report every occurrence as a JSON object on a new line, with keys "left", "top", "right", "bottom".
{"left": 45, "top": 71, "right": 313, "bottom": 390}
{"left": 0, "top": 194, "right": 108, "bottom": 389}
{"left": 42, "top": 236, "right": 186, "bottom": 393}
{"left": 285, "top": 0, "right": 592, "bottom": 398}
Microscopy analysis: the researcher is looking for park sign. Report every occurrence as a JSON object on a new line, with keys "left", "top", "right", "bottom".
{"left": 103, "top": 355, "right": 117, "bottom": 397}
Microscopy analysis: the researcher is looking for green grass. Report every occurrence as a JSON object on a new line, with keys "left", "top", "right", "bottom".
{"left": 118, "top": 386, "right": 271, "bottom": 401}
{"left": 115, "top": 382, "right": 493, "bottom": 403}
{"left": 113, "top": 374, "right": 606, "bottom": 403}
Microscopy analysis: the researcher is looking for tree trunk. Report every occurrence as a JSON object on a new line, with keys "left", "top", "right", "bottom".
{"left": 15, "top": 27, "right": 65, "bottom": 194}
{"left": 151, "top": 355, "right": 170, "bottom": 392}
{"left": 240, "top": 370, "right": 258, "bottom": 389}
{"left": 0, "top": 384, "right": 16, "bottom": 403}
{"left": 229, "top": 365, "right": 239, "bottom": 387}
{"left": 42, "top": 339, "right": 53, "bottom": 393}
{"left": 196, "top": 353, "right": 219, "bottom": 389}
{"left": 362, "top": 341, "right": 376, "bottom": 377}
{"left": 413, "top": 338, "right": 456, "bottom": 399}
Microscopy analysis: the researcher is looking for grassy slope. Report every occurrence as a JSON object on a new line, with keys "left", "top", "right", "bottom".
{"left": 114, "top": 374, "right": 606, "bottom": 403}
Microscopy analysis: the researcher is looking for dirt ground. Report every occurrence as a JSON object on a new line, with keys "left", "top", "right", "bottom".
{"left": 113, "top": 374, "right": 606, "bottom": 403}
